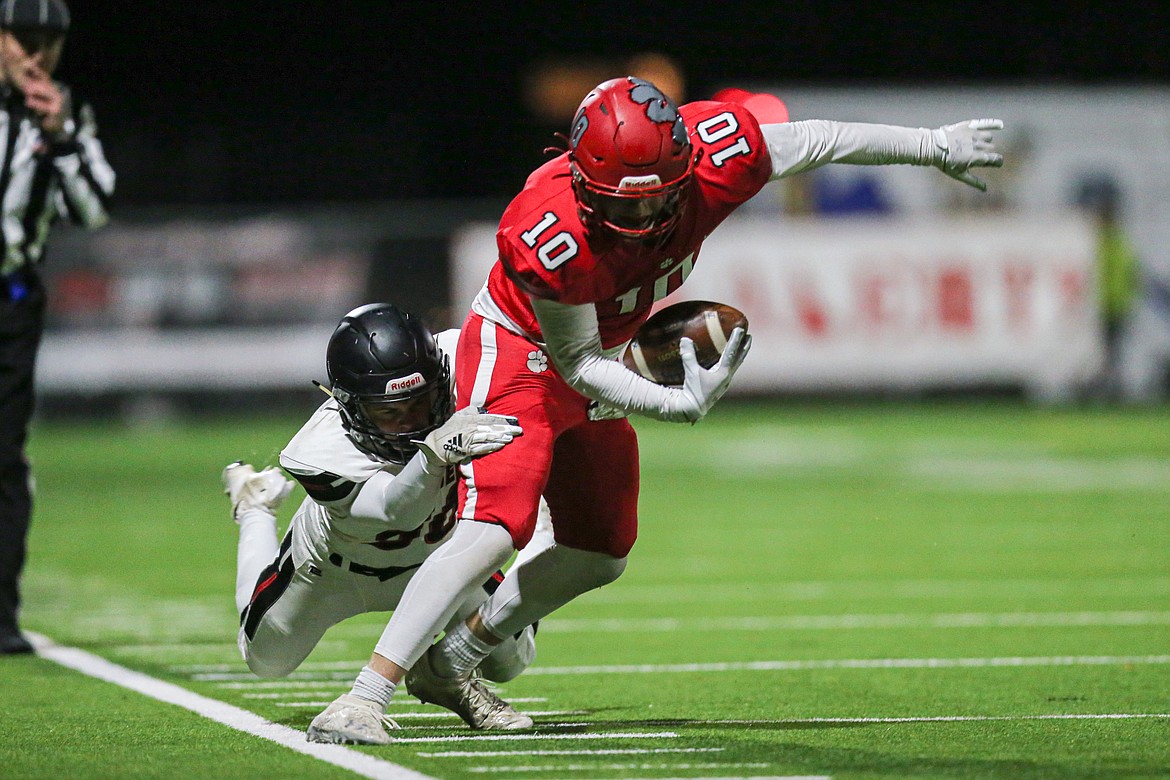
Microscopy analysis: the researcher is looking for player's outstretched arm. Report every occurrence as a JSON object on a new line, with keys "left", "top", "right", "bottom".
{"left": 760, "top": 118, "right": 1004, "bottom": 190}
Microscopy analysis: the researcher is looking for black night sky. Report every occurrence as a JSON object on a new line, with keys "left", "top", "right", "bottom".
{"left": 58, "top": 2, "right": 1170, "bottom": 207}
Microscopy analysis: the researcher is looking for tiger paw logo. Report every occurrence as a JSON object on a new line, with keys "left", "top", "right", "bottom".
{"left": 527, "top": 350, "right": 548, "bottom": 373}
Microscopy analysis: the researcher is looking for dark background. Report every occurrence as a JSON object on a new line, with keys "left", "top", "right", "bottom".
{"left": 58, "top": 2, "right": 1170, "bottom": 207}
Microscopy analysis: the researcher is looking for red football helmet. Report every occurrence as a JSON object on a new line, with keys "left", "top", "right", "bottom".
{"left": 567, "top": 77, "right": 695, "bottom": 240}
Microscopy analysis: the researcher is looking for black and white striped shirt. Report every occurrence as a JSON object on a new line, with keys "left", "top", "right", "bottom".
{"left": 0, "top": 81, "right": 114, "bottom": 276}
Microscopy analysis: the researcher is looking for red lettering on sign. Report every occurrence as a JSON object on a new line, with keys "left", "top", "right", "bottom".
{"left": 794, "top": 283, "right": 829, "bottom": 337}
{"left": 937, "top": 268, "right": 974, "bottom": 331}
{"left": 1003, "top": 263, "right": 1034, "bottom": 331}
{"left": 1060, "top": 268, "right": 1088, "bottom": 314}
{"left": 858, "top": 271, "right": 898, "bottom": 331}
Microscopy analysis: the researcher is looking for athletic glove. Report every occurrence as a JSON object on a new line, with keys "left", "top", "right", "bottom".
{"left": 222, "top": 461, "right": 295, "bottom": 523}
{"left": 415, "top": 406, "right": 523, "bottom": 466}
{"left": 931, "top": 118, "right": 1004, "bottom": 191}
{"left": 669, "top": 327, "right": 752, "bottom": 423}
{"left": 587, "top": 400, "right": 629, "bottom": 421}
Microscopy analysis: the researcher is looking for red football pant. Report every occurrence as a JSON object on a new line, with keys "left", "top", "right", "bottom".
{"left": 455, "top": 313, "right": 639, "bottom": 559}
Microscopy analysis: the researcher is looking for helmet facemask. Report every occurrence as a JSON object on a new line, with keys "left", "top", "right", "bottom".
{"left": 332, "top": 355, "right": 452, "bottom": 465}
{"left": 571, "top": 162, "right": 693, "bottom": 241}
{"left": 324, "top": 302, "right": 453, "bottom": 465}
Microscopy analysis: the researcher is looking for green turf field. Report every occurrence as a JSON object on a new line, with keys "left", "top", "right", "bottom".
{"left": 5, "top": 399, "right": 1169, "bottom": 779}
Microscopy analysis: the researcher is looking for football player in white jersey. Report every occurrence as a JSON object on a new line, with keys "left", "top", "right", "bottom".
{"left": 223, "top": 303, "right": 552, "bottom": 745}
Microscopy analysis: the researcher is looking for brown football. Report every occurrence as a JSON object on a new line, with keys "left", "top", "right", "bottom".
{"left": 622, "top": 300, "right": 749, "bottom": 386}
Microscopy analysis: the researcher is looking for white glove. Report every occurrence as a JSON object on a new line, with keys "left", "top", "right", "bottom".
{"left": 670, "top": 327, "right": 751, "bottom": 423}
{"left": 415, "top": 406, "right": 523, "bottom": 466}
{"left": 222, "top": 461, "right": 295, "bottom": 522}
{"left": 931, "top": 118, "right": 1004, "bottom": 191}
{"left": 587, "top": 400, "right": 629, "bottom": 421}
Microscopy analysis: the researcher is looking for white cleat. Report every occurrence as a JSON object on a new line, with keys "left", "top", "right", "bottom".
{"left": 405, "top": 649, "right": 534, "bottom": 730}
{"left": 222, "top": 461, "right": 295, "bottom": 522}
{"left": 305, "top": 694, "right": 399, "bottom": 745}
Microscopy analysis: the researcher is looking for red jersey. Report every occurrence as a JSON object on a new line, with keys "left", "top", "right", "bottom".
{"left": 486, "top": 101, "right": 772, "bottom": 350}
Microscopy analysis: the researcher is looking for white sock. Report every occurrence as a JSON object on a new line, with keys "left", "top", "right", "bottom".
{"left": 349, "top": 666, "right": 396, "bottom": 712}
{"left": 432, "top": 619, "right": 495, "bottom": 678}
{"left": 235, "top": 510, "right": 278, "bottom": 614}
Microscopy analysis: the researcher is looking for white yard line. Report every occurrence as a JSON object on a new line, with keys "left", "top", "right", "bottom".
{"left": 196, "top": 653, "right": 1170, "bottom": 682}
{"left": 195, "top": 670, "right": 358, "bottom": 681}
{"left": 270, "top": 703, "right": 583, "bottom": 720}
{"left": 584, "top": 576, "right": 1170, "bottom": 605}
{"left": 239, "top": 691, "right": 547, "bottom": 704}
{"left": 166, "top": 610, "right": 1170, "bottom": 662}
{"left": 27, "top": 632, "right": 435, "bottom": 780}
{"left": 217, "top": 679, "right": 350, "bottom": 689}
{"left": 467, "top": 763, "right": 772, "bottom": 774}
{"left": 391, "top": 731, "right": 679, "bottom": 744}
{"left": 537, "top": 610, "right": 1170, "bottom": 634}
{"left": 418, "top": 748, "right": 725, "bottom": 758}
{"left": 523, "top": 654, "right": 1170, "bottom": 675}
{"left": 174, "top": 659, "right": 370, "bottom": 673}
{"left": 645, "top": 714, "right": 1170, "bottom": 725}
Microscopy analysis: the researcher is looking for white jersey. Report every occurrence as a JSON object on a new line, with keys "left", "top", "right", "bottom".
{"left": 279, "top": 399, "right": 457, "bottom": 570}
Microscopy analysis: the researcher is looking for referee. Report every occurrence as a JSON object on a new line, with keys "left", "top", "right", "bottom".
{"left": 0, "top": 0, "right": 114, "bottom": 654}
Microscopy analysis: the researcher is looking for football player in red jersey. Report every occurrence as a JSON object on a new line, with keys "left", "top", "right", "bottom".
{"left": 352, "top": 77, "right": 1003, "bottom": 726}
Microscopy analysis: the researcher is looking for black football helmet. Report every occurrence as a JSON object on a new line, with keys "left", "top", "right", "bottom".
{"left": 325, "top": 303, "right": 452, "bottom": 464}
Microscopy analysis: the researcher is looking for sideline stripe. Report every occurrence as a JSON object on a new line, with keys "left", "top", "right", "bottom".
{"left": 523, "top": 654, "right": 1170, "bottom": 675}
{"left": 27, "top": 633, "right": 434, "bottom": 780}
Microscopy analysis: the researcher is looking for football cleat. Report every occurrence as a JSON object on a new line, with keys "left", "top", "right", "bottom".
{"left": 222, "top": 461, "right": 295, "bottom": 522}
{"left": 405, "top": 649, "right": 533, "bottom": 730}
{"left": 305, "top": 694, "right": 399, "bottom": 745}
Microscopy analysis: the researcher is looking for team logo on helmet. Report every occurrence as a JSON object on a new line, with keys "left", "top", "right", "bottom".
{"left": 628, "top": 78, "right": 687, "bottom": 146}
{"left": 569, "top": 113, "right": 589, "bottom": 149}
{"left": 386, "top": 372, "right": 425, "bottom": 394}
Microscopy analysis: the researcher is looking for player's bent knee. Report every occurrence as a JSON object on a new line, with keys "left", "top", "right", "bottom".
{"left": 242, "top": 646, "right": 303, "bottom": 678}
{"left": 478, "top": 624, "right": 536, "bottom": 683}
{"left": 561, "top": 546, "right": 627, "bottom": 590}
{"left": 239, "top": 628, "right": 311, "bottom": 678}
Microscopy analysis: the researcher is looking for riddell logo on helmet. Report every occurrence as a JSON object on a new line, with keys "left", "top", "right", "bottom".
{"left": 618, "top": 175, "right": 663, "bottom": 190}
{"left": 386, "top": 373, "right": 425, "bottom": 393}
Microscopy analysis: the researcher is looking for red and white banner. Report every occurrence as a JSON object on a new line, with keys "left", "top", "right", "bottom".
{"left": 451, "top": 214, "right": 1100, "bottom": 399}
